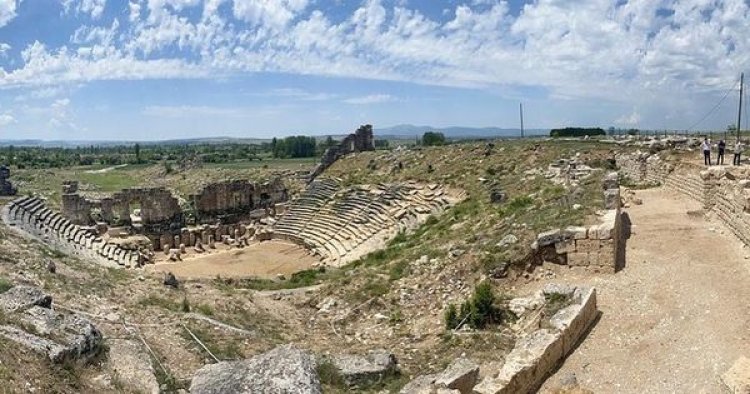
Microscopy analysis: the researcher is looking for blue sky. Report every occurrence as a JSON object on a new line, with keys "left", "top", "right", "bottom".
{"left": 0, "top": 0, "right": 749, "bottom": 140}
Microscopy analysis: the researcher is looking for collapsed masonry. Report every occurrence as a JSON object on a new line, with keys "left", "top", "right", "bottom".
{"left": 0, "top": 285, "right": 103, "bottom": 363}
{"left": 401, "top": 284, "right": 599, "bottom": 394}
{"left": 617, "top": 152, "right": 750, "bottom": 246}
{"left": 60, "top": 178, "right": 287, "bottom": 251}
{"left": 0, "top": 165, "right": 17, "bottom": 196}
{"left": 309, "top": 124, "right": 375, "bottom": 181}
{"left": 266, "top": 178, "right": 462, "bottom": 266}
{"left": 532, "top": 172, "right": 624, "bottom": 273}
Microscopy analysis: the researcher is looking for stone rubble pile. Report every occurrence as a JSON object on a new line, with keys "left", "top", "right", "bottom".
{"left": 0, "top": 285, "right": 103, "bottom": 363}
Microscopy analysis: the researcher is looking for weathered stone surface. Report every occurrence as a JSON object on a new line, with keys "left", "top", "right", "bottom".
{"left": 536, "top": 229, "right": 563, "bottom": 247}
{"left": 722, "top": 356, "right": 750, "bottom": 393}
{"left": 603, "top": 188, "right": 621, "bottom": 210}
{"left": 107, "top": 339, "right": 159, "bottom": 394}
{"left": 434, "top": 358, "right": 479, "bottom": 394}
{"left": 0, "top": 286, "right": 103, "bottom": 363}
{"left": 189, "top": 344, "right": 321, "bottom": 394}
{"left": 331, "top": 349, "right": 398, "bottom": 386}
{"left": 0, "top": 285, "right": 52, "bottom": 313}
{"left": 474, "top": 286, "right": 598, "bottom": 394}
{"left": 399, "top": 374, "right": 437, "bottom": 394}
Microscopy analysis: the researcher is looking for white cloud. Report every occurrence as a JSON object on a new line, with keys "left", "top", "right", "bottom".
{"left": 344, "top": 94, "right": 395, "bottom": 105}
{"left": 0, "top": 0, "right": 16, "bottom": 28}
{"left": 0, "top": 113, "right": 15, "bottom": 127}
{"left": 615, "top": 110, "right": 642, "bottom": 126}
{"left": 232, "top": 0, "right": 309, "bottom": 28}
{"left": 2, "top": 0, "right": 750, "bottom": 129}
{"left": 62, "top": 0, "right": 107, "bottom": 19}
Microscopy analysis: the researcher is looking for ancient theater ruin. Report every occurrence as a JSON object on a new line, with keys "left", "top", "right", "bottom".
{"left": 1, "top": 125, "right": 462, "bottom": 278}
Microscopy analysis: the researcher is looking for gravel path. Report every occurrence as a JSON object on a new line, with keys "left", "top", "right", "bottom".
{"left": 541, "top": 187, "right": 750, "bottom": 393}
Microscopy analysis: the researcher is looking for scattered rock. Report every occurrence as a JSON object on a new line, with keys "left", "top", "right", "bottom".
{"left": 189, "top": 344, "right": 321, "bottom": 394}
{"left": 0, "top": 285, "right": 52, "bottom": 313}
{"left": 434, "top": 358, "right": 479, "bottom": 394}
{"left": 107, "top": 339, "right": 159, "bottom": 394}
{"left": 497, "top": 234, "right": 518, "bottom": 248}
{"left": 399, "top": 374, "right": 436, "bottom": 394}
{"left": 163, "top": 272, "right": 179, "bottom": 288}
{"left": 330, "top": 349, "right": 398, "bottom": 387}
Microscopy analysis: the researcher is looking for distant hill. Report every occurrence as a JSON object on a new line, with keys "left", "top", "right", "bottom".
{"left": 0, "top": 125, "right": 550, "bottom": 148}
{"left": 375, "top": 124, "right": 549, "bottom": 139}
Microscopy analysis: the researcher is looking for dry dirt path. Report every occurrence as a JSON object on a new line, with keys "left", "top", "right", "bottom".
{"left": 541, "top": 187, "right": 750, "bottom": 393}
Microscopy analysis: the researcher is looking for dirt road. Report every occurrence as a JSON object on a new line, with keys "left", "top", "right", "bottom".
{"left": 541, "top": 187, "right": 750, "bottom": 393}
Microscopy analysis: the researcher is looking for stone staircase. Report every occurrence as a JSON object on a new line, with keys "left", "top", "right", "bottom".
{"left": 2, "top": 196, "right": 139, "bottom": 268}
{"left": 272, "top": 179, "right": 458, "bottom": 266}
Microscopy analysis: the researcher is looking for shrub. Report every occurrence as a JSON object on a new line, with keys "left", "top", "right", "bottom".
{"left": 450, "top": 281, "right": 505, "bottom": 330}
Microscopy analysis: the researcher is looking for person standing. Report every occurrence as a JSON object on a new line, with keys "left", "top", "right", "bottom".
{"left": 735, "top": 140, "right": 744, "bottom": 165}
{"left": 718, "top": 139, "right": 726, "bottom": 165}
{"left": 701, "top": 137, "right": 712, "bottom": 165}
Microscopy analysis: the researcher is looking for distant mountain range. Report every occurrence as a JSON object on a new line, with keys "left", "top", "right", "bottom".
{"left": 0, "top": 125, "right": 550, "bottom": 147}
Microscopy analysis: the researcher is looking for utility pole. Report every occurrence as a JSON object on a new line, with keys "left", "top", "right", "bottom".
{"left": 519, "top": 103, "right": 525, "bottom": 139}
{"left": 738, "top": 72, "right": 744, "bottom": 143}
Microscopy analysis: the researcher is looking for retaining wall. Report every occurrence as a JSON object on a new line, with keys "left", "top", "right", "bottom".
{"left": 617, "top": 152, "right": 750, "bottom": 246}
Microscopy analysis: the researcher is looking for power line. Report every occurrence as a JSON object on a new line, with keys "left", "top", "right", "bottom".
{"left": 686, "top": 79, "right": 740, "bottom": 132}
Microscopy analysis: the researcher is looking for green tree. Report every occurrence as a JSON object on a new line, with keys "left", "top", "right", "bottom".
{"left": 422, "top": 131, "right": 446, "bottom": 146}
{"left": 134, "top": 143, "right": 141, "bottom": 164}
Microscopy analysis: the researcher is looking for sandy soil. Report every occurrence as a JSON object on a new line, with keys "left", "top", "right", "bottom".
{"left": 146, "top": 240, "right": 320, "bottom": 279}
{"left": 539, "top": 187, "right": 750, "bottom": 393}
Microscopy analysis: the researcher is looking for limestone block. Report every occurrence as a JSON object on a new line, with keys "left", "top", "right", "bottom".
{"left": 722, "top": 356, "right": 750, "bottom": 393}
{"left": 575, "top": 239, "right": 601, "bottom": 254}
{"left": 536, "top": 229, "right": 563, "bottom": 248}
{"left": 549, "top": 287, "right": 597, "bottom": 355}
{"left": 603, "top": 188, "right": 621, "bottom": 210}
{"left": 434, "top": 358, "right": 479, "bottom": 394}
{"left": 566, "top": 252, "right": 590, "bottom": 267}
{"left": 554, "top": 239, "right": 575, "bottom": 255}
{"left": 473, "top": 329, "right": 564, "bottom": 394}
{"left": 564, "top": 226, "right": 588, "bottom": 240}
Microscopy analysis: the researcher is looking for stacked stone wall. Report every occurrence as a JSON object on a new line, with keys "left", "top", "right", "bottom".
{"left": 190, "top": 178, "right": 287, "bottom": 223}
{"left": 309, "top": 124, "right": 375, "bottom": 181}
{"left": 2, "top": 196, "right": 140, "bottom": 268}
{"left": 617, "top": 152, "right": 750, "bottom": 248}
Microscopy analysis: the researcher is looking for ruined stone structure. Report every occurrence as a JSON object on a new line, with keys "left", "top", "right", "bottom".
{"left": 269, "top": 178, "right": 461, "bottom": 266}
{"left": 309, "top": 124, "right": 375, "bottom": 181}
{"left": 0, "top": 165, "right": 17, "bottom": 196}
{"left": 618, "top": 152, "right": 750, "bottom": 247}
{"left": 2, "top": 196, "right": 143, "bottom": 267}
{"left": 190, "top": 178, "right": 287, "bottom": 223}
{"left": 533, "top": 172, "right": 624, "bottom": 274}
{"left": 401, "top": 284, "right": 598, "bottom": 394}
{"left": 62, "top": 183, "right": 182, "bottom": 231}
{"left": 0, "top": 285, "right": 103, "bottom": 363}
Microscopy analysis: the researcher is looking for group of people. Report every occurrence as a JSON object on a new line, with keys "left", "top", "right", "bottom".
{"left": 701, "top": 137, "right": 743, "bottom": 166}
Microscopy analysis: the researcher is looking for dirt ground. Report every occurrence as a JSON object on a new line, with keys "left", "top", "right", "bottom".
{"left": 146, "top": 240, "right": 320, "bottom": 279}
{"left": 537, "top": 187, "right": 750, "bottom": 393}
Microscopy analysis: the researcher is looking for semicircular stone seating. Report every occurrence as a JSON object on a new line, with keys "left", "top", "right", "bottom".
{"left": 1, "top": 196, "right": 139, "bottom": 268}
{"left": 272, "top": 178, "right": 459, "bottom": 266}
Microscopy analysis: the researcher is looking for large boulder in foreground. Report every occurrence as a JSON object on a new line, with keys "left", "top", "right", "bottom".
{"left": 0, "top": 285, "right": 102, "bottom": 363}
{"left": 190, "top": 344, "right": 321, "bottom": 394}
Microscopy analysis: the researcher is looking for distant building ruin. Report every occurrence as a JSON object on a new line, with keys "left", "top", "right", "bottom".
{"left": 310, "top": 124, "right": 375, "bottom": 181}
{"left": 59, "top": 178, "right": 288, "bottom": 254}
{"left": 0, "top": 165, "right": 17, "bottom": 196}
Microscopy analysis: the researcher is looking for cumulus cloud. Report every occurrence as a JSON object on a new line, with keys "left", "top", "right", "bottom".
{"left": 0, "top": 113, "right": 15, "bottom": 126}
{"left": 0, "top": 0, "right": 16, "bottom": 28}
{"left": 1, "top": 0, "right": 750, "bottom": 128}
{"left": 615, "top": 110, "right": 642, "bottom": 126}
{"left": 344, "top": 94, "right": 395, "bottom": 105}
